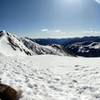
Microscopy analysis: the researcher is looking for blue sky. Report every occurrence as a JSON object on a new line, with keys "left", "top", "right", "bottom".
{"left": 0, "top": 0, "right": 100, "bottom": 37}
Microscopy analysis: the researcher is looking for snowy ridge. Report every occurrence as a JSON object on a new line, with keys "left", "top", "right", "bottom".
{"left": 0, "top": 31, "right": 34, "bottom": 56}
{"left": 0, "top": 31, "right": 66, "bottom": 56}
{"left": 21, "top": 38, "right": 66, "bottom": 56}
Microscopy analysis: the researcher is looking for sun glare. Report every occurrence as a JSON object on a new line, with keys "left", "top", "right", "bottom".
{"left": 66, "top": 0, "right": 81, "bottom": 3}
{"left": 58, "top": 0, "right": 82, "bottom": 5}
{"left": 57, "top": 0, "right": 83, "bottom": 9}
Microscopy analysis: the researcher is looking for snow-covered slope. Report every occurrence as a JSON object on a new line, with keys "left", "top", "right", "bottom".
{"left": 0, "top": 31, "right": 66, "bottom": 56}
{"left": 0, "top": 31, "right": 33, "bottom": 56}
{"left": 0, "top": 55, "right": 100, "bottom": 100}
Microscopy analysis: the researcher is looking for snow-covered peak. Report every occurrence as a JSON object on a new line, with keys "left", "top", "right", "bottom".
{"left": 0, "top": 30, "right": 6, "bottom": 37}
{"left": 0, "top": 30, "right": 6, "bottom": 34}
{"left": 0, "top": 31, "right": 34, "bottom": 56}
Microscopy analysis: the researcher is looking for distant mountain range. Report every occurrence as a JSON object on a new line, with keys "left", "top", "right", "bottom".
{"left": 28, "top": 36, "right": 100, "bottom": 46}
{"left": 64, "top": 42, "right": 100, "bottom": 57}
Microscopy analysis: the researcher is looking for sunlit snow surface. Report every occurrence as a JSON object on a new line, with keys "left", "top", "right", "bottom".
{"left": 0, "top": 55, "right": 100, "bottom": 100}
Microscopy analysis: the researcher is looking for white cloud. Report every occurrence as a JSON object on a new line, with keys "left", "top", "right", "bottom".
{"left": 41, "top": 29, "right": 49, "bottom": 32}
{"left": 54, "top": 29, "right": 61, "bottom": 33}
{"left": 94, "top": 0, "right": 100, "bottom": 4}
{"left": 41, "top": 29, "right": 62, "bottom": 33}
{"left": 35, "top": 29, "right": 76, "bottom": 38}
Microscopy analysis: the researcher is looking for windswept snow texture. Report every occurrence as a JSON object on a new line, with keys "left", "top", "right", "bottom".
{"left": 0, "top": 55, "right": 100, "bottom": 100}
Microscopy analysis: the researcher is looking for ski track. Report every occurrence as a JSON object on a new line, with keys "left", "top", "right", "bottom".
{"left": 0, "top": 55, "right": 100, "bottom": 100}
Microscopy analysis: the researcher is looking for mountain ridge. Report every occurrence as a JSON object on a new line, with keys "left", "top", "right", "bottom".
{"left": 0, "top": 31, "right": 66, "bottom": 56}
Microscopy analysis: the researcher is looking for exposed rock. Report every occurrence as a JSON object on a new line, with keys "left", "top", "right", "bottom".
{"left": 0, "top": 84, "right": 20, "bottom": 100}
